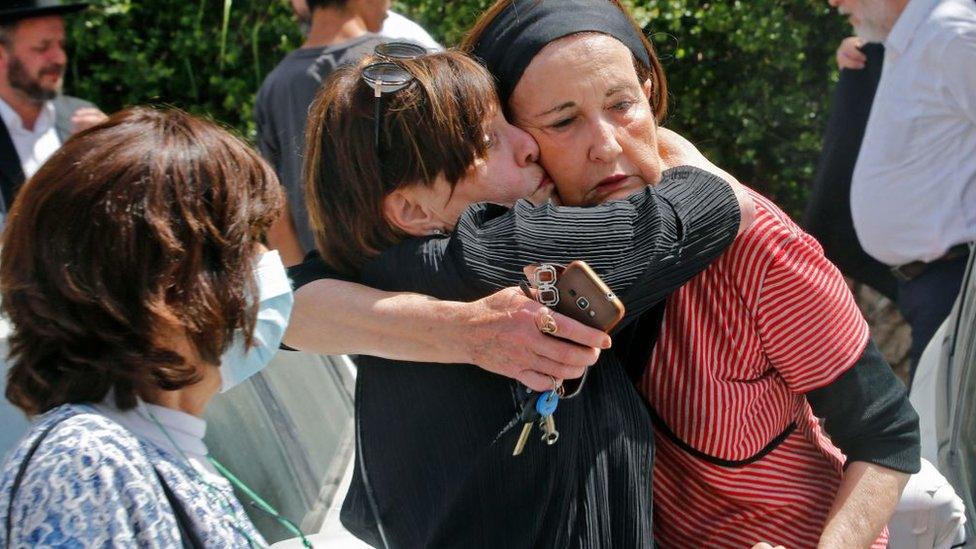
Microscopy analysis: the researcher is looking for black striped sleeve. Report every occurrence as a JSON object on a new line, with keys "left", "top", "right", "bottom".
{"left": 617, "top": 166, "right": 742, "bottom": 323}
{"left": 443, "top": 166, "right": 740, "bottom": 323}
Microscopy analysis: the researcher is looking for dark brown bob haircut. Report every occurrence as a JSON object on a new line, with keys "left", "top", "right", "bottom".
{"left": 2, "top": 106, "right": 283, "bottom": 416}
{"left": 305, "top": 51, "right": 497, "bottom": 276}
{"left": 461, "top": 0, "right": 669, "bottom": 122}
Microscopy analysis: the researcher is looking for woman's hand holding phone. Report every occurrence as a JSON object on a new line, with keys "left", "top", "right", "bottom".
{"left": 521, "top": 261, "right": 625, "bottom": 397}
{"left": 460, "top": 287, "right": 611, "bottom": 392}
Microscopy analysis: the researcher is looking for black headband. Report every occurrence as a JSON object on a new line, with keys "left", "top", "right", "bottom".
{"left": 470, "top": 0, "right": 652, "bottom": 105}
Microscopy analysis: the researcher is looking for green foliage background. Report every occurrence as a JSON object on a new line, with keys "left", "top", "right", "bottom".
{"left": 67, "top": 0, "right": 851, "bottom": 216}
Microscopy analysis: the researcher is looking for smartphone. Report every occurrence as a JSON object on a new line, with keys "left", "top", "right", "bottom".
{"left": 551, "top": 260, "right": 625, "bottom": 333}
{"left": 525, "top": 260, "right": 625, "bottom": 398}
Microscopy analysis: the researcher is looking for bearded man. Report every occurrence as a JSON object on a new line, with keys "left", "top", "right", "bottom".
{"left": 0, "top": 0, "right": 105, "bottom": 212}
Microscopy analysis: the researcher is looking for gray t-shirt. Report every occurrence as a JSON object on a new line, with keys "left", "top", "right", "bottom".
{"left": 255, "top": 34, "right": 385, "bottom": 253}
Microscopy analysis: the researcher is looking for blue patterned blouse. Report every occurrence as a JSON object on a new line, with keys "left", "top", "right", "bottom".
{"left": 0, "top": 404, "right": 267, "bottom": 547}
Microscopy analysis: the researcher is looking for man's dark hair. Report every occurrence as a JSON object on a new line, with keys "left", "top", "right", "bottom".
{"left": 0, "top": 22, "right": 17, "bottom": 47}
{"left": 307, "top": 0, "right": 348, "bottom": 11}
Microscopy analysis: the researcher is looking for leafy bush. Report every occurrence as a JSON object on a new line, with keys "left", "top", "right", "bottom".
{"left": 67, "top": 0, "right": 301, "bottom": 140}
{"left": 67, "top": 0, "right": 851, "bottom": 216}
{"left": 635, "top": 1, "right": 850, "bottom": 214}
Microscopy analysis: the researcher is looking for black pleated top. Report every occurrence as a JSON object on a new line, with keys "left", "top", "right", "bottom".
{"left": 290, "top": 166, "right": 741, "bottom": 548}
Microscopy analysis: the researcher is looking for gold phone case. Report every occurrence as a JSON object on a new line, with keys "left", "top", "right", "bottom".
{"left": 552, "top": 260, "right": 625, "bottom": 333}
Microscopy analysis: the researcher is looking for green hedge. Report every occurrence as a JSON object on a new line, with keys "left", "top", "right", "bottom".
{"left": 67, "top": 0, "right": 851, "bottom": 217}
{"left": 67, "top": 0, "right": 302, "bottom": 139}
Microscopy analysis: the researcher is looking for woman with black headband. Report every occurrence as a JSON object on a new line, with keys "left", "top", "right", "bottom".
{"left": 287, "top": 48, "right": 752, "bottom": 547}
{"left": 458, "top": 1, "right": 920, "bottom": 548}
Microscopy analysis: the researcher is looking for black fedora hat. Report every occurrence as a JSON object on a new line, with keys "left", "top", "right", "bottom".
{"left": 0, "top": 1, "right": 88, "bottom": 24}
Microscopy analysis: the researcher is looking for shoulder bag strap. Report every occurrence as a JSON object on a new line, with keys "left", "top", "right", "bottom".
{"left": 152, "top": 467, "right": 204, "bottom": 549}
{"left": 5, "top": 415, "right": 71, "bottom": 547}
{"left": 4, "top": 413, "right": 201, "bottom": 549}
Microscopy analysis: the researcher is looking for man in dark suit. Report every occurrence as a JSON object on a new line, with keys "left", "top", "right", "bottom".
{"left": 803, "top": 40, "right": 898, "bottom": 301}
{"left": 0, "top": 0, "right": 105, "bottom": 212}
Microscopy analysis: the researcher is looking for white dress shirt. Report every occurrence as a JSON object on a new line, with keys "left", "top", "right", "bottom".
{"left": 850, "top": 0, "right": 976, "bottom": 266}
{"left": 0, "top": 97, "right": 61, "bottom": 180}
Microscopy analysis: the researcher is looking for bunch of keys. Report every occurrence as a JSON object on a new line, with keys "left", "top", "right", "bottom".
{"left": 512, "top": 379, "right": 561, "bottom": 456}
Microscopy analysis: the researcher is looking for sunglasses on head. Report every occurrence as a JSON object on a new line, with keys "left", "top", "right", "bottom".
{"left": 532, "top": 264, "right": 560, "bottom": 307}
{"left": 374, "top": 41, "right": 427, "bottom": 60}
{"left": 361, "top": 42, "right": 428, "bottom": 150}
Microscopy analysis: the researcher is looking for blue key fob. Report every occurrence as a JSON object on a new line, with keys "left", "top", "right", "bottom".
{"left": 535, "top": 390, "right": 559, "bottom": 417}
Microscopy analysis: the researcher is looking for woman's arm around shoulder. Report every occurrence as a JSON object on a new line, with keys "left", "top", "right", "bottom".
{"left": 285, "top": 257, "right": 610, "bottom": 392}
{"left": 442, "top": 164, "right": 743, "bottom": 325}
{"left": 656, "top": 127, "right": 755, "bottom": 236}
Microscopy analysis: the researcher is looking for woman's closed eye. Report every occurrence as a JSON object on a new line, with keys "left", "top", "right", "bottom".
{"left": 548, "top": 116, "right": 576, "bottom": 130}
{"left": 610, "top": 99, "right": 637, "bottom": 113}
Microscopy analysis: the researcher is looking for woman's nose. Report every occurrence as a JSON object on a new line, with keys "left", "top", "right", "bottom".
{"left": 588, "top": 118, "right": 624, "bottom": 163}
{"left": 510, "top": 123, "right": 539, "bottom": 167}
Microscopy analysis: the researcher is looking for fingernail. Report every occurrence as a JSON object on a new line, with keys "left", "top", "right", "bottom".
{"left": 602, "top": 338, "right": 612, "bottom": 349}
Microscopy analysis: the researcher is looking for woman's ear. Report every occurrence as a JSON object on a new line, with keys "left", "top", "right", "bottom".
{"left": 383, "top": 187, "right": 440, "bottom": 237}
{"left": 642, "top": 78, "right": 653, "bottom": 101}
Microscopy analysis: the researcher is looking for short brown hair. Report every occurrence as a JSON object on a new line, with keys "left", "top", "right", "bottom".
{"left": 304, "top": 51, "right": 497, "bottom": 276}
{"left": 460, "top": 0, "right": 669, "bottom": 122}
{"left": 2, "top": 107, "right": 283, "bottom": 416}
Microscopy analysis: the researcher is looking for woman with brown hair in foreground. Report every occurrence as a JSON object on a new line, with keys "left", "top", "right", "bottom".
{"left": 0, "top": 107, "right": 302, "bottom": 547}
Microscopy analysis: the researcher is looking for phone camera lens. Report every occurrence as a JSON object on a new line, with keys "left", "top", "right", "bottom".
{"left": 576, "top": 297, "right": 589, "bottom": 310}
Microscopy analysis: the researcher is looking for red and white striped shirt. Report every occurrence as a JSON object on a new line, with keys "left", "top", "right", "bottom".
{"left": 640, "top": 191, "right": 885, "bottom": 548}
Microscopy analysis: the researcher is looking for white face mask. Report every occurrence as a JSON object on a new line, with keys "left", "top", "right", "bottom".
{"left": 218, "top": 250, "right": 294, "bottom": 392}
